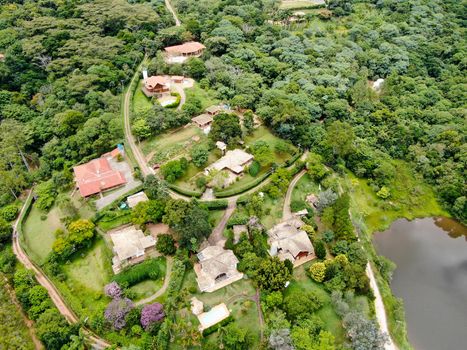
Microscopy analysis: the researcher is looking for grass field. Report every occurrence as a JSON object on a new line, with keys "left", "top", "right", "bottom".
{"left": 55, "top": 238, "right": 113, "bottom": 318}
{"left": 208, "top": 209, "right": 225, "bottom": 228}
{"left": 97, "top": 211, "right": 132, "bottom": 232}
{"left": 185, "top": 83, "right": 219, "bottom": 110}
{"left": 133, "top": 80, "right": 153, "bottom": 114}
{"left": 343, "top": 160, "right": 448, "bottom": 232}
{"left": 280, "top": 0, "right": 325, "bottom": 10}
{"left": 291, "top": 173, "right": 319, "bottom": 204}
{"left": 129, "top": 258, "right": 167, "bottom": 300}
{"left": 262, "top": 195, "right": 285, "bottom": 229}
{"left": 22, "top": 203, "right": 63, "bottom": 264}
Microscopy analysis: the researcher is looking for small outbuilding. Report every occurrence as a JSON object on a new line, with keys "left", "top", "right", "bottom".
{"left": 215, "top": 141, "right": 227, "bottom": 154}
{"left": 191, "top": 114, "right": 213, "bottom": 129}
{"left": 205, "top": 105, "right": 224, "bottom": 115}
{"left": 127, "top": 191, "right": 149, "bottom": 208}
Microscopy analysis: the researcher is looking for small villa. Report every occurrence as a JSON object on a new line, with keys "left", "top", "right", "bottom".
{"left": 205, "top": 149, "right": 254, "bottom": 176}
{"left": 195, "top": 245, "right": 243, "bottom": 293}
{"left": 191, "top": 113, "right": 213, "bottom": 130}
{"left": 73, "top": 147, "right": 127, "bottom": 197}
{"left": 205, "top": 105, "right": 225, "bottom": 116}
{"left": 142, "top": 75, "right": 170, "bottom": 97}
{"left": 109, "top": 225, "right": 156, "bottom": 273}
{"left": 268, "top": 218, "right": 315, "bottom": 267}
{"left": 164, "top": 41, "right": 206, "bottom": 63}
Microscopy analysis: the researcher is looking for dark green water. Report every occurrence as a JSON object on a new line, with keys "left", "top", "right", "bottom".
{"left": 373, "top": 217, "right": 467, "bottom": 350}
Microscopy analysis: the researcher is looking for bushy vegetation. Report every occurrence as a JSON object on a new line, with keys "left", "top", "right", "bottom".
{"left": 112, "top": 258, "right": 162, "bottom": 288}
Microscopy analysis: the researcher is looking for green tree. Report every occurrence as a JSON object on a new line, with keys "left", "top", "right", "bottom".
{"left": 35, "top": 180, "right": 57, "bottom": 211}
{"left": 191, "top": 145, "right": 209, "bottom": 168}
{"left": 243, "top": 110, "right": 254, "bottom": 135}
{"left": 209, "top": 113, "right": 242, "bottom": 145}
{"left": 310, "top": 262, "right": 326, "bottom": 283}
{"left": 255, "top": 257, "right": 291, "bottom": 291}
{"left": 325, "top": 121, "right": 355, "bottom": 159}
{"left": 160, "top": 158, "right": 188, "bottom": 183}
{"left": 251, "top": 141, "right": 273, "bottom": 166}
{"left": 156, "top": 234, "right": 176, "bottom": 255}
{"left": 306, "top": 152, "right": 328, "bottom": 181}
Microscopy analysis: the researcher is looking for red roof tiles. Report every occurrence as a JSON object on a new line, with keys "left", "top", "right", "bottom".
{"left": 73, "top": 156, "right": 126, "bottom": 197}
{"left": 164, "top": 42, "right": 206, "bottom": 55}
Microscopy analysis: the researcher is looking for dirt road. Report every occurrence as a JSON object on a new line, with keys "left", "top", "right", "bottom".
{"left": 282, "top": 169, "right": 307, "bottom": 220}
{"left": 208, "top": 198, "right": 237, "bottom": 246}
{"left": 12, "top": 191, "right": 112, "bottom": 350}
{"left": 165, "top": 0, "right": 181, "bottom": 26}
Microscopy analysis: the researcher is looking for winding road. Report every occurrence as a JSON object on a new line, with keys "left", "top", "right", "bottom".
{"left": 11, "top": 191, "right": 112, "bottom": 349}
{"left": 135, "top": 257, "right": 173, "bottom": 306}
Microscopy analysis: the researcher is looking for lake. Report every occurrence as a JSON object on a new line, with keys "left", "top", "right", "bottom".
{"left": 373, "top": 217, "right": 467, "bottom": 350}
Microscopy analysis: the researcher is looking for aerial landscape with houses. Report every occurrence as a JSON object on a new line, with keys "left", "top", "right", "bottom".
{"left": 0, "top": 1, "right": 465, "bottom": 350}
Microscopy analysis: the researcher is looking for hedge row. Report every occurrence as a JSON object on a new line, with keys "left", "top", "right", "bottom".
{"left": 167, "top": 183, "right": 203, "bottom": 198}
{"left": 285, "top": 152, "right": 302, "bottom": 167}
{"left": 164, "top": 92, "right": 181, "bottom": 108}
{"left": 112, "top": 258, "right": 162, "bottom": 287}
{"left": 214, "top": 171, "right": 272, "bottom": 198}
{"left": 202, "top": 315, "right": 234, "bottom": 336}
{"left": 202, "top": 199, "right": 228, "bottom": 210}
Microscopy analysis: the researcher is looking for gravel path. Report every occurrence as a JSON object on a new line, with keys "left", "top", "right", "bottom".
{"left": 282, "top": 169, "right": 307, "bottom": 220}
{"left": 135, "top": 257, "right": 173, "bottom": 306}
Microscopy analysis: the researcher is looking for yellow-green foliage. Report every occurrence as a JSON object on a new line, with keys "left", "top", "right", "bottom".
{"left": 310, "top": 262, "right": 326, "bottom": 283}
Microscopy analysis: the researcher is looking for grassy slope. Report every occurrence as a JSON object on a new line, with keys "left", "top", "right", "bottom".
{"left": 129, "top": 258, "right": 167, "bottom": 300}
{"left": 133, "top": 80, "right": 154, "bottom": 114}
{"left": 22, "top": 203, "right": 63, "bottom": 264}
{"left": 185, "top": 82, "right": 219, "bottom": 109}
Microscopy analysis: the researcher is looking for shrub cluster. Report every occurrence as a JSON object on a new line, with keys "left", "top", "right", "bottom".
{"left": 112, "top": 258, "right": 162, "bottom": 287}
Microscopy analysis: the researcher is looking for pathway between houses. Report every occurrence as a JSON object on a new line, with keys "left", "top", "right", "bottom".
{"left": 282, "top": 169, "right": 307, "bottom": 220}
{"left": 208, "top": 198, "right": 237, "bottom": 246}
{"left": 135, "top": 257, "right": 173, "bottom": 306}
{"left": 12, "top": 191, "right": 112, "bottom": 350}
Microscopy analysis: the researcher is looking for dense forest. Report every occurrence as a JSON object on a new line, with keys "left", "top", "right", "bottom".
{"left": 0, "top": 0, "right": 173, "bottom": 205}
{"left": 1, "top": 0, "right": 464, "bottom": 223}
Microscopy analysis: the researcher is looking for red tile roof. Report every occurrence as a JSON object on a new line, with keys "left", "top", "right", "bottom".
{"left": 164, "top": 42, "right": 206, "bottom": 55}
{"left": 144, "top": 76, "right": 170, "bottom": 90}
{"left": 73, "top": 157, "right": 126, "bottom": 197}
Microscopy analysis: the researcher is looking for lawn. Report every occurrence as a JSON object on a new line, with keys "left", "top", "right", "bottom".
{"left": 55, "top": 238, "right": 113, "bottom": 318}
{"left": 22, "top": 203, "right": 63, "bottom": 264}
{"left": 180, "top": 271, "right": 262, "bottom": 347}
{"left": 287, "top": 262, "right": 349, "bottom": 344}
{"left": 261, "top": 195, "right": 285, "bottom": 229}
{"left": 208, "top": 209, "right": 225, "bottom": 228}
{"left": 291, "top": 173, "right": 319, "bottom": 204}
{"left": 97, "top": 210, "right": 132, "bottom": 232}
{"left": 185, "top": 82, "right": 219, "bottom": 110}
{"left": 342, "top": 160, "right": 448, "bottom": 232}
{"left": 280, "top": 0, "right": 325, "bottom": 10}
{"left": 141, "top": 125, "right": 207, "bottom": 164}
{"left": 129, "top": 258, "right": 167, "bottom": 300}
{"left": 133, "top": 80, "right": 153, "bottom": 114}
{"left": 245, "top": 126, "right": 297, "bottom": 166}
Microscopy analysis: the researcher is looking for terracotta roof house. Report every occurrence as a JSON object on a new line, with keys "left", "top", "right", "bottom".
{"left": 206, "top": 149, "right": 254, "bottom": 175}
{"left": 73, "top": 149, "right": 126, "bottom": 197}
{"left": 165, "top": 41, "right": 205, "bottom": 57}
{"left": 191, "top": 113, "right": 213, "bottom": 128}
{"left": 205, "top": 105, "right": 224, "bottom": 115}
{"left": 142, "top": 75, "right": 170, "bottom": 97}
{"left": 268, "top": 219, "right": 315, "bottom": 266}
{"left": 127, "top": 191, "right": 149, "bottom": 208}
{"left": 195, "top": 246, "right": 243, "bottom": 292}
{"left": 109, "top": 225, "right": 156, "bottom": 273}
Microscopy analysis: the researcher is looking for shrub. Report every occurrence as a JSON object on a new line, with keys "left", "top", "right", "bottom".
{"left": 104, "top": 282, "right": 122, "bottom": 299}
{"left": 202, "top": 200, "right": 228, "bottom": 210}
{"left": 104, "top": 297, "right": 134, "bottom": 330}
{"left": 196, "top": 176, "right": 207, "bottom": 189}
{"left": 314, "top": 239, "right": 327, "bottom": 259}
{"left": 167, "top": 183, "right": 203, "bottom": 198}
{"left": 156, "top": 234, "right": 176, "bottom": 255}
{"left": 140, "top": 303, "right": 165, "bottom": 330}
{"left": 215, "top": 171, "right": 271, "bottom": 197}
{"left": 248, "top": 160, "right": 261, "bottom": 176}
{"left": 112, "top": 258, "right": 162, "bottom": 287}
{"left": 290, "top": 200, "right": 306, "bottom": 213}
{"left": 35, "top": 180, "right": 57, "bottom": 211}
{"left": 165, "top": 92, "right": 181, "bottom": 108}
{"left": 0, "top": 205, "right": 18, "bottom": 221}
{"left": 202, "top": 315, "right": 234, "bottom": 336}
{"left": 284, "top": 291, "right": 324, "bottom": 320}
{"left": 310, "top": 262, "right": 326, "bottom": 283}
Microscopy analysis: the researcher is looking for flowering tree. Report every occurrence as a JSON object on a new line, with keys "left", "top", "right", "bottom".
{"left": 104, "top": 297, "right": 134, "bottom": 330}
{"left": 104, "top": 282, "right": 122, "bottom": 299}
{"left": 140, "top": 303, "right": 165, "bottom": 330}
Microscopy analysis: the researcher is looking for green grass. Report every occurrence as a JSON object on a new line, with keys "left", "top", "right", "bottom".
{"left": 185, "top": 82, "right": 219, "bottom": 109}
{"left": 97, "top": 211, "right": 132, "bottom": 232}
{"left": 133, "top": 80, "right": 154, "bottom": 114}
{"left": 286, "top": 262, "right": 347, "bottom": 344}
{"left": 343, "top": 160, "right": 448, "bottom": 232}
{"left": 55, "top": 238, "right": 113, "bottom": 318}
{"left": 245, "top": 126, "right": 296, "bottom": 166}
{"left": 208, "top": 209, "right": 225, "bottom": 228}
{"left": 22, "top": 203, "right": 63, "bottom": 264}
{"left": 262, "top": 195, "right": 285, "bottom": 229}
{"left": 280, "top": 0, "right": 324, "bottom": 10}
{"left": 129, "top": 258, "right": 167, "bottom": 300}
{"left": 291, "top": 173, "right": 319, "bottom": 204}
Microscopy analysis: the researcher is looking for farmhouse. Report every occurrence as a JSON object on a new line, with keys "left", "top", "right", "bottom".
{"left": 268, "top": 218, "right": 315, "bottom": 266}
{"left": 109, "top": 225, "right": 156, "bottom": 273}
{"left": 73, "top": 148, "right": 127, "bottom": 197}
{"left": 205, "top": 105, "right": 224, "bottom": 115}
{"left": 205, "top": 149, "right": 254, "bottom": 175}
{"left": 142, "top": 75, "right": 170, "bottom": 97}
{"left": 195, "top": 245, "right": 243, "bottom": 292}
{"left": 165, "top": 41, "right": 205, "bottom": 57}
{"left": 191, "top": 113, "right": 213, "bottom": 129}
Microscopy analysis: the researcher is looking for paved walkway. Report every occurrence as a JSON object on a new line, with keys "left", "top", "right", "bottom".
{"left": 12, "top": 191, "right": 112, "bottom": 350}
{"left": 135, "top": 257, "right": 173, "bottom": 306}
